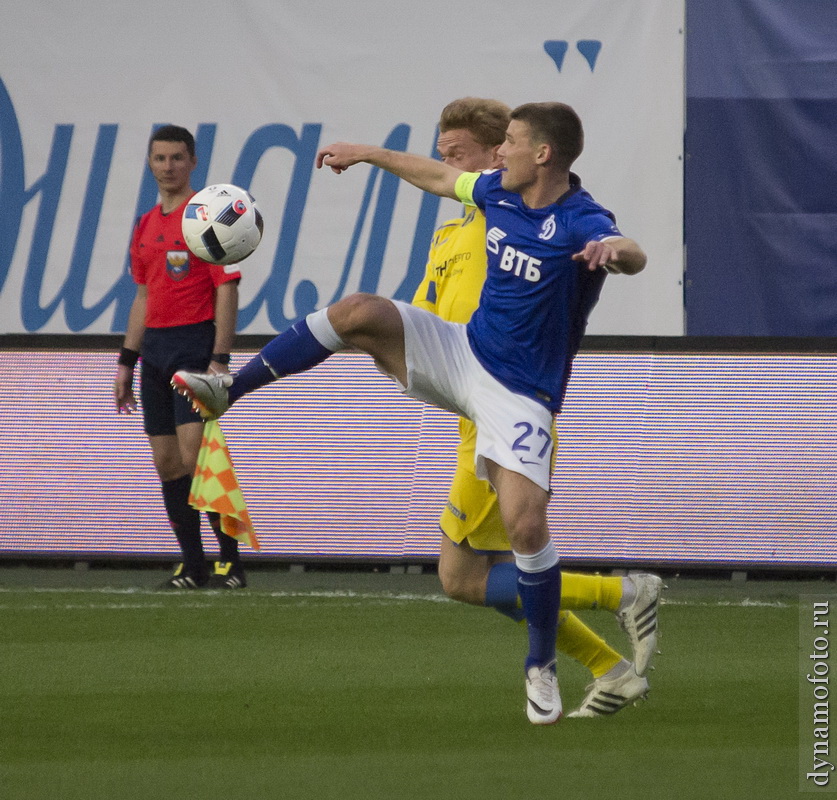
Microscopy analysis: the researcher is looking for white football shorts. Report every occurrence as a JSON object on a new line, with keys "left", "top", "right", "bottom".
{"left": 391, "top": 301, "right": 554, "bottom": 492}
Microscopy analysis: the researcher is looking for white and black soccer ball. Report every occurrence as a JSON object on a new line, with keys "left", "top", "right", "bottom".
{"left": 182, "top": 184, "right": 264, "bottom": 265}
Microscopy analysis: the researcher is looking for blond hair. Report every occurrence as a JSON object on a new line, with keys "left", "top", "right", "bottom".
{"left": 438, "top": 97, "right": 512, "bottom": 148}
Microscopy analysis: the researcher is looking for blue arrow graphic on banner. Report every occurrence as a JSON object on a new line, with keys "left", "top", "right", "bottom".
{"left": 576, "top": 40, "right": 602, "bottom": 71}
{"left": 543, "top": 40, "right": 569, "bottom": 72}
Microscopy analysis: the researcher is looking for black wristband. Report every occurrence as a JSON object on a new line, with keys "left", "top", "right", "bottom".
{"left": 117, "top": 347, "right": 140, "bottom": 368}
{"left": 211, "top": 352, "right": 231, "bottom": 365}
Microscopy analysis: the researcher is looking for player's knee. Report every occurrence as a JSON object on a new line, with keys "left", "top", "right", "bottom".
{"left": 329, "top": 293, "right": 382, "bottom": 338}
{"left": 505, "top": 511, "right": 548, "bottom": 554}
{"left": 438, "top": 567, "right": 481, "bottom": 605}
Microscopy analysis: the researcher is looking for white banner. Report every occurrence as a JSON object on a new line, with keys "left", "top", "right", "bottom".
{"left": 0, "top": 0, "right": 684, "bottom": 335}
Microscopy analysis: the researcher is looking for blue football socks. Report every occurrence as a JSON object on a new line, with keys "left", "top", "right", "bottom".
{"left": 485, "top": 562, "right": 525, "bottom": 622}
{"left": 228, "top": 356, "right": 274, "bottom": 405}
{"left": 229, "top": 318, "right": 333, "bottom": 405}
{"left": 516, "top": 556, "right": 562, "bottom": 671}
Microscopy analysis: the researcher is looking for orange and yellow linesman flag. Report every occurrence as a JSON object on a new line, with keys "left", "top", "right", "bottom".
{"left": 189, "top": 419, "right": 260, "bottom": 550}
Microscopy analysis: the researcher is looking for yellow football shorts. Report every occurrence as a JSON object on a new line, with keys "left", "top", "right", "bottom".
{"left": 439, "top": 463, "right": 512, "bottom": 553}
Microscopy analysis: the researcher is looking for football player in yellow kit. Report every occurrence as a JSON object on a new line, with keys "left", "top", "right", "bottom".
{"left": 411, "top": 97, "right": 662, "bottom": 717}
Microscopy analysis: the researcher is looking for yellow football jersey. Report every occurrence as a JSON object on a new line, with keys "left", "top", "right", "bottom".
{"left": 411, "top": 209, "right": 485, "bottom": 481}
{"left": 412, "top": 209, "right": 510, "bottom": 549}
{"left": 412, "top": 207, "right": 487, "bottom": 325}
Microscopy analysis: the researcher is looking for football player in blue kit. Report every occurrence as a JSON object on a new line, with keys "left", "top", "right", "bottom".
{"left": 173, "top": 102, "right": 646, "bottom": 725}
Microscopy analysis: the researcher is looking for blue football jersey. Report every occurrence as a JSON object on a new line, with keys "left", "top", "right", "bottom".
{"left": 457, "top": 169, "right": 621, "bottom": 412}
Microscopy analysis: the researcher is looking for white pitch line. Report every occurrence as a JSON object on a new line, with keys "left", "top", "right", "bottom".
{"left": 661, "top": 597, "right": 792, "bottom": 608}
{"left": 0, "top": 586, "right": 455, "bottom": 610}
{"left": 0, "top": 585, "right": 797, "bottom": 610}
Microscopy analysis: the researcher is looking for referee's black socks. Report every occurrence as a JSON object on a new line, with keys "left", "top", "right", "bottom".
{"left": 206, "top": 510, "right": 241, "bottom": 563}
{"left": 161, "top": 474, "right": 207, "bottom": 579}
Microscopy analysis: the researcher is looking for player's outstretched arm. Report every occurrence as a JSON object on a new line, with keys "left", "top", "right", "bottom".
{"left": 572, "top": 237, "right": 647, "bottom": 276}
{"left": 316, "top": 143, "right": 462, "bottom": 201}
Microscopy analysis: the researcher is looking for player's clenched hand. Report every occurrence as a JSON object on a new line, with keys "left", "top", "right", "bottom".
{"left": 113, "top": 366, "right": 138, "bottom": 414}
{"left": 571, "top": 240, "right": 619, "bottom": 273}
{"left": 316, "top": 143, "right": 372, "bottom": 174}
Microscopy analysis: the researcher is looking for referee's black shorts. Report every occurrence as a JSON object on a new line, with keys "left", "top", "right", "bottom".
{"left": 140, "top": 321, "right": 214, "bottom": 436}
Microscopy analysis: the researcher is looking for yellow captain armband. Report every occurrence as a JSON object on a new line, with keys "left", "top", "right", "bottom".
{"left": 454, "top": 171, "right": 480, "bottom": 206}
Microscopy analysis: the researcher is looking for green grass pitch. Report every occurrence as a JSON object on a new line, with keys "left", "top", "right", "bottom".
{"left": 0, "top": 566, "right": 821, "bottom": 799}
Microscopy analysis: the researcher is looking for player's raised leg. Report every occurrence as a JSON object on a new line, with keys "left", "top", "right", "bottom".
{"left": 171, "top": 310, "right": 340, "bottom": 417}
{"left": 173, "top": 293, "right": 407, "bottom": 417}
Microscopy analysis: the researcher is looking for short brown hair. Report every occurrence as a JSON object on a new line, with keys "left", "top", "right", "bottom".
{"left": 148, "top": 124, "right": 196, "bottom": 158}
{"left": 510, "top": 102, "right": 584, "bottom": 170}
{"left": 438, "top": 97, "right": 512, "bottom": 148}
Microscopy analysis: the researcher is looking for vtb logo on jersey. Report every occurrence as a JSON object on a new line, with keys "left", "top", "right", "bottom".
{"left": 499, "top": 245, "right": 542, "bottom": 282}
{"left": 487, "top": 227, "right": 542, "bottom": 282}
{"left": 167, "top": 250, "right": 190, "bottom": 281}
{"left": 486, "top": 226, "right": 507, "bottom": 254}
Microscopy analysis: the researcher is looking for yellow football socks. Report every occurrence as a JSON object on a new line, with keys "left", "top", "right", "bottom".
{"left": 560, "top": 572, "right": 624, "bottom": 613}
{"left": 556, "top": 610, "right": 624, "bottom": 678}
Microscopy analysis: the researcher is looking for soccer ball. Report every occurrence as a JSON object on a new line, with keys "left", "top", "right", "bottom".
{"left": 182, "top": 184, "right": 264, "bottom": 265}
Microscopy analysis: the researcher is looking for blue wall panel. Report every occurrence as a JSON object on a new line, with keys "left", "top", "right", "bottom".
{"left": 685, "top": 1, "right": 837, "bottom": 335}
